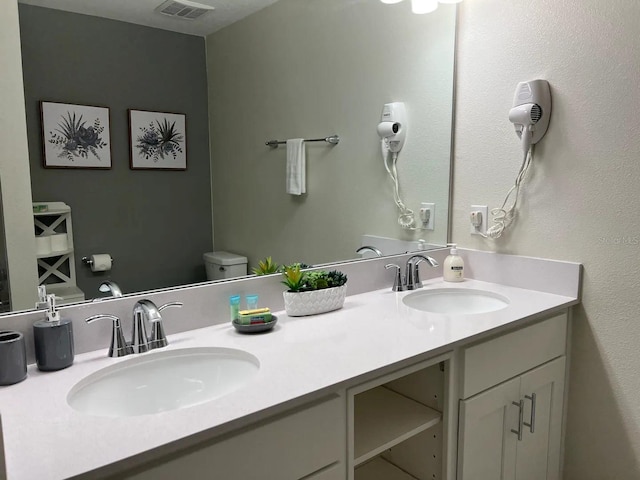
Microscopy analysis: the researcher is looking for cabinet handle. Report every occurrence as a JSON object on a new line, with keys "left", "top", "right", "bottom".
{"left": 524, "top": 393, "right": 537, "bottom": 434}
{"left": 511, "top": 400, "right": 524, "bottom": 441}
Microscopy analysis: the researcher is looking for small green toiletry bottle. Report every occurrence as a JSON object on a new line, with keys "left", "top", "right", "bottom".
{"left": 230, "top": 295, "right": 241, "bottom": 322}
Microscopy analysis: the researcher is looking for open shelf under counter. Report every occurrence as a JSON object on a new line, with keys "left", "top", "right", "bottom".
{"left": 355, "top": 457, "right": 418, "bottom": 480}
{"left": 354, "top": 386, "right": 442, "bottom": 466}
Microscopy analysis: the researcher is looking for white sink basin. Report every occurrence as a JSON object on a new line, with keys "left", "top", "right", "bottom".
{"left": 67, "top": 347, "right": 260, "bottom": 417}
{"left": 403, "top": 288, "right": 509, "bottom": 315}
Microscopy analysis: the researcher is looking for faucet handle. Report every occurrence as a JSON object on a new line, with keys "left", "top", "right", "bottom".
{"left": 158, "top": 301, "right": 184, "bottom": 312}
{"left": 86, "top": 314, "right": 133, "bottom": 358}
{"left": 149, "top": 302, "right": 184, "bottom": 350}
{"left": 385, "top": 264, "right": 405, "bottom": 292}
{"left": 407, "top": 254, "right": 439, "bottom": 268}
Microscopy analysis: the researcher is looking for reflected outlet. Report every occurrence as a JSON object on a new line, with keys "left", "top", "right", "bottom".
{"left": 420, "top": 203, "right": 435, "bottom": 230}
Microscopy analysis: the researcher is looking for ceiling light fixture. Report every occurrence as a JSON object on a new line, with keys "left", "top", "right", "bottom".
{"left": 411, "top": 0, "right": 439, "bottom": 14}
{"left": 379, "top": 0, "right": 462, "bottom": 14}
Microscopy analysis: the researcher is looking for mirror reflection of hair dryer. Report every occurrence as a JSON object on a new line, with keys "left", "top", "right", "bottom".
{"left": 377, "top": 102, "right": 407, "bottom": 153}
{"left": 377, "top": 102, "right": 416, "bottom": 229}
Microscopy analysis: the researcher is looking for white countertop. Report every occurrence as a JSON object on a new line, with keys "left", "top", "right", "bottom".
{"left": 0, "top": 279, "right": 578, "bottom": 480}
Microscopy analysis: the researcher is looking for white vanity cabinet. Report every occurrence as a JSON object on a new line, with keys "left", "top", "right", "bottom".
{"left": 348, "top": 356, "right": 449, "bottom": 480}
{"left": 113, "top": 394, "right": 346, "bottom": 480}
{"left": 456, "top": 312, "right": 568, "bottom": 480}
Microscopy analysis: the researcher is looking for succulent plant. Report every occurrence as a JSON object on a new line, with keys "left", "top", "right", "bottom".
{"left": 282, "top": 265, "right": 306, "bottom": 292}
{"left": 283, "top": 266, "right": 347, "bottom": 293}
{"left": 304, "top": 271, "right": 329, "bottom": 291}
{"left": 252, "top": 256, "right": 280, "bottom": 275}
{"left": 285, "top": 262, "right": 313, "bottom": 270}
{"left": 327, "top": 270, "right": 348, "bottom": 288}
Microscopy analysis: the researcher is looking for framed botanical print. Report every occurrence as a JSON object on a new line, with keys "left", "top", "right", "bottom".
{"left": 129, "top": 109, "right": 187, "bottom": 170}
{"left": 40, "top": 101, "right": 111, "bottom": 169}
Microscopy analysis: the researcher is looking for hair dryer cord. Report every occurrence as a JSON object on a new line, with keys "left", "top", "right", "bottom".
{"left": 382, "top": 144, "right": 416, "bottom": 229}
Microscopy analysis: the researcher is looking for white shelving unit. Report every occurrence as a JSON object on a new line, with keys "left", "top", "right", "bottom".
{"left": 349, "top": 357, "right": 447, "bottom": 480}
{"left": 33, "top": 202, "right": 85, "bottom": 304}
{"left": 354, "top": 387, "right": 441, "bottom": 465}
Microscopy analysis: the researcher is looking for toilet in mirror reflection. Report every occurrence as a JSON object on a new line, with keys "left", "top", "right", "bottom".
{"left": 203, "top": 252, "right": 248, "bottom": 281}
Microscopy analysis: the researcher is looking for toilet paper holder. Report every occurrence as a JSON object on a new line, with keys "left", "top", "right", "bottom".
{"left": 82, "top": 255, "right": 114, "bottom": 268}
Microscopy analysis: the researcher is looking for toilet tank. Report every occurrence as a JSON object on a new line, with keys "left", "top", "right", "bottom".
{"left": 203, "top": 251, "right": 248, "bottom": 280}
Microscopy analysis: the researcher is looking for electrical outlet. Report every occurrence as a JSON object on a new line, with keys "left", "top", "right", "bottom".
{"left": 470, "top": 205, "right": 488, "bottom": 235}
{"left": 420, "top": 203, "right": 435, "bottom": 230}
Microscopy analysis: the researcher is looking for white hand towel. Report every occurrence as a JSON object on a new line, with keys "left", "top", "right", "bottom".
{"left": 286, "top": 138, "right": 306, "bottom": 195}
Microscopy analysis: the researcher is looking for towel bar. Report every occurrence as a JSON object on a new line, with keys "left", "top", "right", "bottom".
{"left": 265, "top": 135, "right": 339, "bottom": 148}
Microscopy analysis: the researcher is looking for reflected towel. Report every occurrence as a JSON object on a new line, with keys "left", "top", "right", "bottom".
{"left": 286, "top": 138, "right": 306, "bottom": 195}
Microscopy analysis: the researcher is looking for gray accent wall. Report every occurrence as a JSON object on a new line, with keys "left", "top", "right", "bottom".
{"left": 19, "top": 5, "right": 212, "bottom": 298}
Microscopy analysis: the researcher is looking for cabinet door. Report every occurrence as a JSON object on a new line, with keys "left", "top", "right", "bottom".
{"left": 516, "top": 356, "right": 565, "bottom": 480}
{"left": 458, "top": 377, "right": 520, "bottom": 480}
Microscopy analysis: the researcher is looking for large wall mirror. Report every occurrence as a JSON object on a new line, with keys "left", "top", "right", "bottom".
{"left": 8, "top": 0, "right": 456, "bottom": 314}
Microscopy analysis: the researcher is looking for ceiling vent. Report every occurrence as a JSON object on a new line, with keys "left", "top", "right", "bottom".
{"left": 156, "top": 0, "right": 214, "bottom": 20}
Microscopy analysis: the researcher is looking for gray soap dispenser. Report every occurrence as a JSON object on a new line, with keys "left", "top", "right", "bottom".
{"left": 33, "top": 290, "right": 74, "bottom": 371}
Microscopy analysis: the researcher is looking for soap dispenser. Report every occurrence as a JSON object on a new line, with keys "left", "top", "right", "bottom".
{"left": 33, "top": 291, "right": 74, "bottom": 371}
{"left": 443, "top": 243, "right": 464, "bottom": 282}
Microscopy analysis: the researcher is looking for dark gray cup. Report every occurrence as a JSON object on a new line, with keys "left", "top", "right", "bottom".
{"left": 0, "top": 331, "right": 27, "bottom": 385}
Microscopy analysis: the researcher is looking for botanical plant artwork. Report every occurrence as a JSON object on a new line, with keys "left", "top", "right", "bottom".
{"left": 41, "top": 102, "right": 111, "bottom": 168}
{"left": 129, "top": 110, "right": 187, "bottom": 170}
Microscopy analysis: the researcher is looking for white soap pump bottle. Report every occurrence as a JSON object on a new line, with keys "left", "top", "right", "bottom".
{"left": 443, "top": 243, "right": 464, "bottom": 282}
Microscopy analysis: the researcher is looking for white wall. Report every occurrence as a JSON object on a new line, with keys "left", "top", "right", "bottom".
{"left": 206, "top": 0, "right": 455, "bottom": 269}
{"left": 453, "top": 0, "right": 640, "bottom": 477}
{"left": 0, "top": 1, "right": 38, "bottom": 310}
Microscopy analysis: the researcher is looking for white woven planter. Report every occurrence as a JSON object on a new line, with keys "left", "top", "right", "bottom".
{"left": 283, "top": 285, "right": 347, "bottom": 317}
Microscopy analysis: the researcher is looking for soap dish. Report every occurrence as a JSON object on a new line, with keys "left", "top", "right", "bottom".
{"left": 232, "top": 315, "right": 278, "bottom": 334}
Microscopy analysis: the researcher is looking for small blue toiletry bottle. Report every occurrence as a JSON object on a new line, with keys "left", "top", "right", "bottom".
{"left": 246, "top": 294, "right": 259, "bottom": 311}
{"left": 230, "top": 295, "right": 241, "bottom": 322}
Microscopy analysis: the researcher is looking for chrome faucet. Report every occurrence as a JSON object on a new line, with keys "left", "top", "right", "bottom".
{"left": 98, "top": 280, "right": 123, "bottom": 298}
{"left": 132, "top": 299, "right": 183, "bottom": 353}
{"left": 86, "top": 299, "right": 183, "bottom": 357}
{"left": 405, "top": 254, "right": 439, "bottom": 290}
{"left": 385, "top": 254, "right": 439, "bottom": 292}
{"left": 356, "top": 245, "right": 383, "bottom": 257}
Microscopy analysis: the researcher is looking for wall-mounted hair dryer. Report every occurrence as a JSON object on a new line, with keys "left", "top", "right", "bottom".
{"left": 480, "top": 79, "right": 552, "bottom": 240}
{"left": 377, "top": 102, "right": 407, "bottom": 153}
{"left": 508, "top": 79, "right": 551, "bottom": 153}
